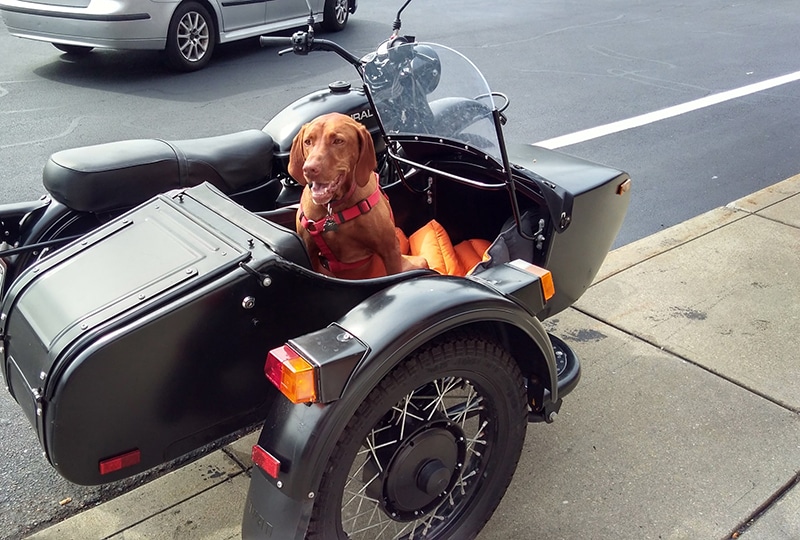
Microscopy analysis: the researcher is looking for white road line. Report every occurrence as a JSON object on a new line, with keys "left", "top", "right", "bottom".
{"left": 534, "top": 70, "right": 800, "bottom": 149}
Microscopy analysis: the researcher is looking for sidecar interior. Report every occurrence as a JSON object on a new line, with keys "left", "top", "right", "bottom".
{"left": 42, "top": 130, "right": 275, "bottom": 214}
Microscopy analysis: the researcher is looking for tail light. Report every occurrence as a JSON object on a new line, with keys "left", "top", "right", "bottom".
{"left": 509, "top": 260, "right": 555, "bottom": 301}
{"left": 265, "top": 344, "right": 318, "bottom": 404}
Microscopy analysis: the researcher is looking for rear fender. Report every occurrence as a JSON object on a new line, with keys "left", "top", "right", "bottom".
{"left": 242, "top": 274, "right": 556, "bottom": 537}
{"left": 0, "top": 198, "right": 50, "bottom": 247}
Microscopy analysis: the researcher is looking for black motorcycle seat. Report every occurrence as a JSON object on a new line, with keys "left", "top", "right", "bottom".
{"left": 43, "top": 130, "right": 274, "bottom": 213}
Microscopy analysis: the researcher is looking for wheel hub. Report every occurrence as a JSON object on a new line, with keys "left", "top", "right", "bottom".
{"left": 371, "top": 420, "right": 466, "bottom": 521}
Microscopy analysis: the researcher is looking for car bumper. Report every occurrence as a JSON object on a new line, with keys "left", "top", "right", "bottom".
{"left": 0, "top": 0, "right": 178, "bottom": 50}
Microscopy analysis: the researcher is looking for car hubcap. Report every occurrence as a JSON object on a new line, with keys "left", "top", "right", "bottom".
{"left": 341, "top": 377, "right": 491, "bottom": 538}
{"left": 177, "top": 11, "right": 209, "bottom": 62}
{"left": 334, "top": 0, "right": 347, "bottom": 24}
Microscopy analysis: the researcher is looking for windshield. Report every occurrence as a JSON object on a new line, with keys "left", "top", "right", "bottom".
{"left": 362, "top": 41, "right": 503, "bottom": 163}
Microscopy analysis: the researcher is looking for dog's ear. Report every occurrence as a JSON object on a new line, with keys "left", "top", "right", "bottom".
{"left": 288, "top": 124, "right": 308, "bottom": 185}
{"left": 354, "top": 121, "right": 378, "bottom": 187}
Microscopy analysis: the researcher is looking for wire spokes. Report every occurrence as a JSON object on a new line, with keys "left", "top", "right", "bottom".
{"left": 340, "top": 377, "right": 491, "bottom": 539}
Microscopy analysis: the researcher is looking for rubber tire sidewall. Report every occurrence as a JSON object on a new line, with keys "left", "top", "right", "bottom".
{"left": 307, "top": 332, "right": 528, "bottom": 539}
{"left": 164, "top": 1, "right": 216, "bottom": 72}
{"left": 321, "top": 0, "right": 348, "bottom": 32}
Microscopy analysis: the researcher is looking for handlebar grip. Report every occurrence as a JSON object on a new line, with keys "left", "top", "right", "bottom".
{"left": 259, "top": 36, "right": 292, "bottom": 48}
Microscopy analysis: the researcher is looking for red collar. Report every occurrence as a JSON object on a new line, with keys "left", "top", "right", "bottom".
{"left": 299, "top": 180, "right": 387, "bottom": 275}
{"left": 300, "top": 182, "right": 383, "bottom": 233}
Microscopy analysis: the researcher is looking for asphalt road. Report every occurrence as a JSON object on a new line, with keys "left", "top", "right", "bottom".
{"left": 2, "top": 0, "right": 800, "bottom": 537}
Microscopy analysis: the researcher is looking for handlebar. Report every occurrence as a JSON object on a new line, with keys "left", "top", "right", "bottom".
{"left": 259, "top": 31, "right": 362, "bottom": 68}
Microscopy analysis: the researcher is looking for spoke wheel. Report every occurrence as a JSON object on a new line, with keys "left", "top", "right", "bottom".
{"left": 164, "top": 2, "right": 215, "bottom": 72}
{"left": 321, "top": 0, "right": 349, "bottom": 32}
{"left": 308, "top": 332, "right": 527, "bottom": 539}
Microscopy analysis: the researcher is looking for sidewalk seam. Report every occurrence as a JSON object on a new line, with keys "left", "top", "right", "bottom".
{"left": 592, "top": 208, "right": 746, "bottom": 285}
{"left": 724, "top": 472, "right": 800, "bottom": 540}
{"left": 95, "top": 470, "right": 248, "bottom": 540}
{"left": 569, "top": 305, "right": 800, "bottom": 415}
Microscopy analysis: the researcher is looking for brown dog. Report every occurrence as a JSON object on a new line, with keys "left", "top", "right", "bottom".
{"left": 289, "top": 113, "right": 418, "bottom": 279}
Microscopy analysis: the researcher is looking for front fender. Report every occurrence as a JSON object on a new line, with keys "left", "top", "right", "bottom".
{"left": 243, "top": 274, "right": 556, "bottom": 538}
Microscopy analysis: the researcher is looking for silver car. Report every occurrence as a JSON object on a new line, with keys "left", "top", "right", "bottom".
{"left": 0, "top": 0, "right": 356, "bottom": 71}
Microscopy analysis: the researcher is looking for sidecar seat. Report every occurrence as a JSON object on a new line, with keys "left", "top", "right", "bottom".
{"left": 401, "top": 220, "right": 491, "bottom": 276}
{"left": 43, "top": 130, "right": 274, "bottom": 213}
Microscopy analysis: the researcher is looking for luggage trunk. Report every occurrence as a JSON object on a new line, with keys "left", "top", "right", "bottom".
{"left": 0, "top": 184, "right": 322, "bottom": 485}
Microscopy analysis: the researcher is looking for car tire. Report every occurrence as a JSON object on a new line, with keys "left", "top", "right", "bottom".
{"left": 53, "top": 43, "right": 94, "bottom": 55}
{"left": 164, "top": 1, "right": 215, "bottom": 72}
{"left": 321, "top": 0, "right": 349, "bottom": 32}
{"left": 306, "top": 331, "right": 527, "bottom": 539}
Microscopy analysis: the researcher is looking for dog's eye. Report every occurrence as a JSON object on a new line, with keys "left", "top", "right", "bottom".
{"left": 333, "top": 137, "right": 345, "bottom": 145}
{"left": 303, "top": 138, "right": 312, "bottom": 146}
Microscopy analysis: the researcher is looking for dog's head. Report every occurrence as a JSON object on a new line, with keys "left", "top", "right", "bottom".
{"left": 288, "top": 113, "right": 378, "bottom": 207}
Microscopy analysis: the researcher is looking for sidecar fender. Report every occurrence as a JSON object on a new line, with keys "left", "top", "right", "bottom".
{"left": 242, "top": 273, "right": 557, "bottom": 538}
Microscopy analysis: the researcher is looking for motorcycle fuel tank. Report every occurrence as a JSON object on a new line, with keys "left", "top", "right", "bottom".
{"left": 263, "top": 81, "right": 384, "bottom": 161}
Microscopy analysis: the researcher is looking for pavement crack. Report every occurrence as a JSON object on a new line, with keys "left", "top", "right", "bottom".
{"left": 724, "top": 472, "right": 800, "bottom": 540}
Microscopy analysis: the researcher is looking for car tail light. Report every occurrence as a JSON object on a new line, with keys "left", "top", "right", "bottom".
{"left": 509, "top": 260, "right": 555, "bottom": 301}
{"left": 265, "top": 344, "right": 318, "bottom": 404}
{"left": 99, "top": 449, "right": 141, "bottom": 475}
{"left": 252, "top": 444, "right": 281, "bottom": 478}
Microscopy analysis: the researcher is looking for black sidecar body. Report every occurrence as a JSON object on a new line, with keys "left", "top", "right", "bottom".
{"left": 1, "top": 136, "right": 629, "bottom": 486}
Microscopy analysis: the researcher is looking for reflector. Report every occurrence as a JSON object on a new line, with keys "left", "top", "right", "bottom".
{"left": 99, "top": 449, "right": 141, "bottom": 475}
{"left": 252, "top": 444, "right": 281, "bottom": 478}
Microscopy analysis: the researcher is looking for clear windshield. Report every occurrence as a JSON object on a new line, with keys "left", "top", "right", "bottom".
{"left": 362, "top": 41, "right": 503, "bottom": 162}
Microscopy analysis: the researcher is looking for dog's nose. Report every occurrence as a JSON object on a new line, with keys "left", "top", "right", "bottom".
{"left": 303, "top": 159, "right": 320, "bottom": 177}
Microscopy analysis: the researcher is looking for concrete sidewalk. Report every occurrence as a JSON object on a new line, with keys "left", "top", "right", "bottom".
{"left": 25, "top": 176, "right": 800, "bottom": 540}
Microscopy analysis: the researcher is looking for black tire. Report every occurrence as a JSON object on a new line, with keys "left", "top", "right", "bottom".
{"left": 53, "top": 43, "right": 94, "bottom": 55}
{"left": 164, "top": 1, "right": 215, "bottom": 72}
{"left": 307, "top": 332, "right": 527, "bottom": 539}
{"left": 320, "top": 0, "right": 349, "bottom": 32}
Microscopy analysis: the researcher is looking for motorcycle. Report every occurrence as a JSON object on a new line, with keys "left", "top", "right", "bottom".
{"left": 0, "top": 38, "right": 386, "bottom": 299}
{"left": 0, "top": 1, "right": 631, "bottom": 538}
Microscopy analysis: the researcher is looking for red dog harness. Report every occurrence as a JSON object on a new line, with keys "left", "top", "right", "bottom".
{"left": 299, "top": 183, "right": 387, "bottom": 275}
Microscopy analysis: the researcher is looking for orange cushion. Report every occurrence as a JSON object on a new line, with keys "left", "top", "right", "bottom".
{"left": 455, "top": 238, "right": 492, "bottom": 274}
{"left": 408, "top": 220, "right": 465, "bottom": 275}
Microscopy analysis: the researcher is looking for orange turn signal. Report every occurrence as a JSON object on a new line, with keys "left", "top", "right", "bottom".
{"left": 509, "top": 260, "right": 555, "bottom": 301}
{"left": 265, "top": 345, "right": 318, "bottom": 404}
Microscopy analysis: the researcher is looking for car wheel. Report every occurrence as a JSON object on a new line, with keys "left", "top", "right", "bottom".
{"left": 53, "top": 43, "right": 94, "bottom": 55}
{"left": 321, "top": 0, "right": 349, "bottom": 32}
{"left": 306, "top": 332, "right": 527, "bottom": 539}
{"left": 164, "top": 1, "right": 215, "bottom": 72}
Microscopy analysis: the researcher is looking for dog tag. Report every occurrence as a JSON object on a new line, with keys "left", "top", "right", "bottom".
{"left": 323, "top": 217, "right": 339, "bottom": 232}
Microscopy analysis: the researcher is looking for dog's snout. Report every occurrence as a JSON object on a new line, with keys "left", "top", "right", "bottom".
{"left": 303, "top": 157, "right": 321, "bottom": 177}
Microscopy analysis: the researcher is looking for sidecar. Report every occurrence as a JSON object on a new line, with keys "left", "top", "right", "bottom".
{"left": 0, "top": 41, "right": 631, "bottom": 540}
